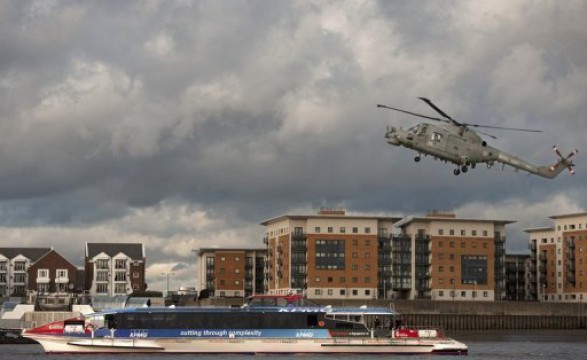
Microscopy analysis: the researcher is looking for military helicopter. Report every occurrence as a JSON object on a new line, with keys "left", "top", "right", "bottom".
{"left": 377, "top": 97, "right": 577, "bottom": 178}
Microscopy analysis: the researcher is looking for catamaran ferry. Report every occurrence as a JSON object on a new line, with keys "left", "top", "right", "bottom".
{"left": 23, "top": 293, "right": 467, "bottom": 355}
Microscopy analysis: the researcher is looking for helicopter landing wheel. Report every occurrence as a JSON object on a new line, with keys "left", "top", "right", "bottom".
{"left": 415, "top": 156, "right": 421, "bottom": 162}
{"left": 461, "top": 165, "right": 468, "bottom": 173}
{"left": 454, "top": 169, "right": 461, "bottom": 176}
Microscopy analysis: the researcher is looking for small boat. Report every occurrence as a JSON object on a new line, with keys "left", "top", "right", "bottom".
{"left": 23, "top": 293, "right": 467, "bottom": 355}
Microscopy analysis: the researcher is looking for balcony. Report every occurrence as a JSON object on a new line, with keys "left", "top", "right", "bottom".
{"left": 291, "top": 244, "right": 307, "bottom": 252}
{"left": 377, "top": 270, "right": 392, "bottom": 277}
{"left": 378, "top": 257, "right": 392, "bottom": 266}
{"left": 292, "top": 232, "right": 307, "bottom": 241}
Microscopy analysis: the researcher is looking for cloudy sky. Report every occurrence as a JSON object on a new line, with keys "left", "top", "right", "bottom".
{"left": 1, "top": 0, "right": 586, "bottom": 291}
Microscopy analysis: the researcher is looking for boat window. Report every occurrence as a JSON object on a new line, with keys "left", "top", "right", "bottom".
{"left": 307, "top": 314, "right": 318, "bottom": 327}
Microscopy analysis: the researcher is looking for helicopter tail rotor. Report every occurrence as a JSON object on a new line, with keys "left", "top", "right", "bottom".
{"left": 551, "top": 146, "right": 578, "bottom": 175}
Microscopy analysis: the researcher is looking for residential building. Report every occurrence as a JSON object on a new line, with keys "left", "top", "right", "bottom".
{"left": 393, "top": 211, "right": 513, "bottom": 301}
{"left": 525, "top": 212, "right": 587, "bottom": 302}
{"left": 0, "top": 248, "right": 51, "bottom": 297}
{"left": 260, "top": 208, "right": 399, "bottom": 300}
{"left": 197, "top": 248, "right": 266, "bottom": 298}
{"left": 85, "top": 243, "right": 146, "bottom": 296}
{"left": 27, "top": 249, "right": 80, "bottom": 294}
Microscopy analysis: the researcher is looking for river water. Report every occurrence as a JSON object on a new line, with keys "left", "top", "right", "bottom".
{"left": 1, "top": 330, "right": 586, "bottom": 359}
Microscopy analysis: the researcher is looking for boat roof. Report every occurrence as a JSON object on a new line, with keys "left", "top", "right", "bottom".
{"left": 92, "top": 305, "right": 397, "bottom": 316}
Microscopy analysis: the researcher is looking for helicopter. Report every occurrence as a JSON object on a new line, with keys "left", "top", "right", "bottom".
{"left": 377, "top": 97, "right": 577, "bottom": 178}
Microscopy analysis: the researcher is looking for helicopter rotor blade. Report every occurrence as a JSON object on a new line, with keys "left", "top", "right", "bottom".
{"left": 418, "top": 97, "right": 462, "bottom": 126}
{"left": 475, "top": 130, "right": 498, "bottom": 140}
{"left": 464, "top": 123, "right": 542, "bottom": 133}
{"left": 376, "top": 104, "right": 451, "bottom": 123}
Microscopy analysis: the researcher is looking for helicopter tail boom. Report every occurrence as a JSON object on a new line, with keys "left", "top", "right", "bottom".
{"left": 496, "top": 146, "right": 577, "bottom": 179}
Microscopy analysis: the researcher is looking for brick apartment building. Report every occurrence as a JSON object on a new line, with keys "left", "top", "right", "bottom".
{"left": 394, "top": 212, "right": 513, "bottom": 301}
{"left": 261, "top": 208, "right": 399, "bottom": 300}
{"left": 526, "top": 212, "right": 587, "bottom": 302}
{"left": 197, "top": 248, "right": 266, "bottom": 298}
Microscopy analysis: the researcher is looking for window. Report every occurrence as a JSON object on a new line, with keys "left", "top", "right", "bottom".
{"left": 133, "top": 272, "right": 139, "bottom": 279}
{"left": 439, "top": 290, "right": 444, "bottom": 297}
{"left": 328, "top": 227, "right": 333, "bottom": 233}
{"left": 365, "top": 277, "right": 371, "bottom": 283}
{"left": 364, "top": 264, "right": 371, "bottom": 270}
{"left": 461, "top": 230, "right": 466, "bottom": 236}
{"left": 327, "top": 289, "right": 333, "bottom": 295}
{"left": 315, "top": 289, "right": 321, "bottom": 295}
{"left": 220, "top": 280, "right": 225, "bottom": 286}
{"left": 340, "top": 277, "right": 346, "bottom": 283}
{"left": 365, "top": 289, "right": 370, "bottom": 296}
{"left": 482, "top": 230, "right": 488, "bottom": 237}
{"left": 340, "top": 227, "right": 346, "bottom": 233}
{"left": 38, "top": 269, "right": 49, "bottom": 278}
{"left": 449, "top": 229, "right": 454, "bottom": 235}
{"left": 352, "top": 227, "right": 358, "bottom": 234}
{"left": 115, "top": 259, "right": 126, "bottom": 269}
{"left": 37, "top": 283, "right": 49, "bottom": 293}
{"left": 235, "top": 280, "right": 240, "bottom": 285}
{"left": 340, "top": 289, "right": 346, "bottom": 295}
{"left": 352, "top": 264, "right": 358, "bottom": 270}
{"left": 56, "top": 269, "right": 68, "bottom": 279}
{"left": 365, "top": 227, "right": 371, "bottom": 234}
{"left": 97, "top": 283, "right": 108, "bottom": 294}
{"left": 235, "top": 257, "right": 240, "bottom": 261}
{"left": 327, "top": 277, "right": 333, "bottom": 283}
{"left": 114, "top": 272, "right": 126, "bottom": 281}
{"left": 352, "top": 277, "right": 358, "bottom": 283}
{"left": 315, "top": 240, "right": 345, "bottom": 270}
{"left": 352, "top": 289, "right": 358, "bottom": 296}
{"left": 472, "top": 230, "right": 477, "bottom": 236}
{"left": 0, "top": 262, "right": 6, "bottom": 271}
{"left": 364, "top": 252, "right": 370, "bottom": 259}
{"left": 439, "top": 241, "right": 443, "bottom": 248}
{"left": 96, "top": 259, "right": 109, "bottom": 269}
{"left": 438, "top": 229, "right": 444, "bottom": 236}
{"left": 14, "top": 273, "right": 26, "bottom": 283}
{"left": 315, "top": 276, "right": 321, "bottom": 282}
{"left": 14, "top": 261, "right": 26, "bottom": 271}
{"left": 96, "top": 271, "right": 108, "bottom": 282}
{"left": 221, "top": 257, "right": 226, "bottom": 261}
{"left": 115, "top": 283, "right": 126, "bottom": 294}
{"left": 235, "top": 269, "right": 240, "bottom": 274}
{"left": 352, "top": 252, "right": 358, "bottom": 258}
{"left": 315, "top": 227, "right": 321, "bottom": 233}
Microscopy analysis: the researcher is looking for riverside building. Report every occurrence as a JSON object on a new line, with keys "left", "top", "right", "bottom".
{"left": 261, "top": 208, "right": 400, "bottom": 300}
{"left": 197, "top": 248, "right": 266, "bottom": 298}
{"left": 525, "top": 212, "right": 587, "bottom": 302}
{"left": 393, "top": 212, "right": 513, "bottom": 301}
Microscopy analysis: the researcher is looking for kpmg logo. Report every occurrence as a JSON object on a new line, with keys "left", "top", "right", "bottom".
{"left": 129, "top": 330, "right": 148, "bottom": 338}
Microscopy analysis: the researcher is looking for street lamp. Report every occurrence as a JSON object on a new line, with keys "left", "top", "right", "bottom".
{"left": 161, "top": 272, "right": 175, "bottom": 295}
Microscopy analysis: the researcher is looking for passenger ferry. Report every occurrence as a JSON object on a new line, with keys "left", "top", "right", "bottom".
{"left": 23, "top": 293, "right": 467, "bottom": 355}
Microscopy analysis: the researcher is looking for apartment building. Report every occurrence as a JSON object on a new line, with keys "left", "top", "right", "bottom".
{"left": 525, "top": 212, "right": 587, "bottom": 302}
{"left": 27, "top": 249, "right": 80, "bottom": 294}
{"left": 393, "top": 212, "right": 513, "bottom": 301}
{"left": 197, "top": 248, "right": 266, "bottom": 298}
{"left": 260, "top": 208, "right": 399, "bottom": 300}
{"left": 0, "top": 248, "right": 51, "bottom": 297}
{"left": 85, "top": 243, "right": 146, "bottom": 296}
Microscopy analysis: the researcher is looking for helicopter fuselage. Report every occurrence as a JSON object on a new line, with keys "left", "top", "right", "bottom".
{"left": 386, "top": 123, "right": 498, "bottom": 166}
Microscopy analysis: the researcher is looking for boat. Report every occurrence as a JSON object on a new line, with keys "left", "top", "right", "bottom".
{"left": 22, "top": 293, "right": 467, "bottom": 355}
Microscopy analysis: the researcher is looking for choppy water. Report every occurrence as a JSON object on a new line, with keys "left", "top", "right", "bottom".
{"left": 1, "top": 330, "right": 586, "bottom": 359}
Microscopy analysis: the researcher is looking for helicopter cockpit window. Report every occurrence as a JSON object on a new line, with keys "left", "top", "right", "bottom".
{"left": 431, "top": 132, "right": 443, "bottom": 142}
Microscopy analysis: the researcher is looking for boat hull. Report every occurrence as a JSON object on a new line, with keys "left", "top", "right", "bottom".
{"left": 26, "top": 335, "right": 468, "bottom": 355}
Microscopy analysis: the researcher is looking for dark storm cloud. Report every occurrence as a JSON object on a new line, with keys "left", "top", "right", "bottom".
{"left": 1, "top": 0, "right": 586, "bottom": 289}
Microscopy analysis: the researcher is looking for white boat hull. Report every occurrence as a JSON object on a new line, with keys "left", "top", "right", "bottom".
{"left": 26, "top": 335, "right": 468, "bottom": 354}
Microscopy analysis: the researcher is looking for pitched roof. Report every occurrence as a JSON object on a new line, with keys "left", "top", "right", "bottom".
{"left": 86, "top": 243, "right": 144, "bottom": 259}
{"left": 0, "top": 247, "right": 52, "bottom": 261}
